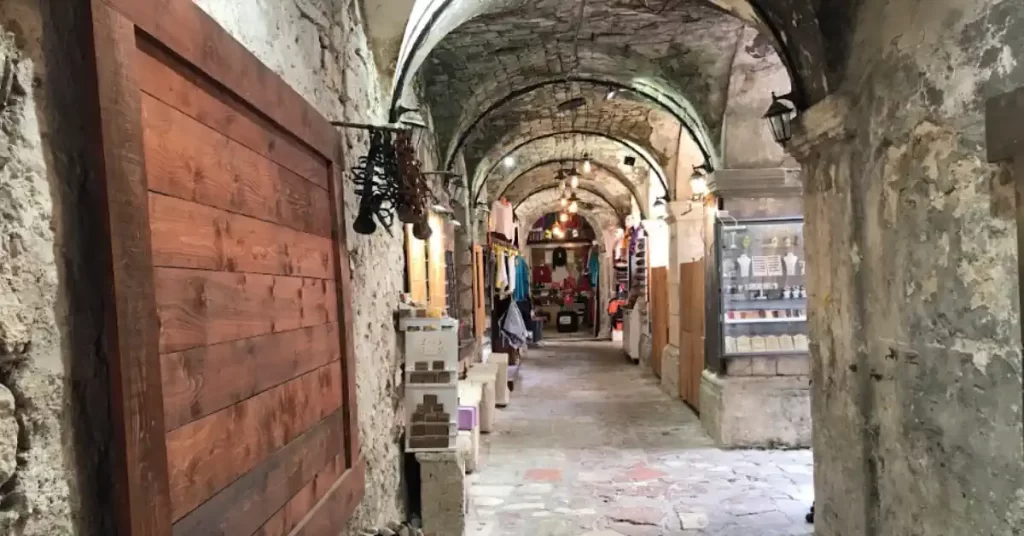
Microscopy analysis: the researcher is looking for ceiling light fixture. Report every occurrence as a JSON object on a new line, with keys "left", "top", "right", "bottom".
{"left": 503, "top": 156, "right": 516, "bottom": 168}
{"left": 559, "top": 212, "right": 569, "bottom": 223}
{"left": 568, "top": 200, "right": 579, "bottom": 214}
{"left": 570, "top": 174, "right": 580, "bottom": 189}
{"left": 582, "top": 159, "right": 592, "bottom": 174}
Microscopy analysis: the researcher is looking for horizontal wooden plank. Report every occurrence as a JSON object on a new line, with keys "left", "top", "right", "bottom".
{"left": 166, "top": 364, "right": 343, "bottom": 521}
{"left": 149, "top": 193, "right": 334, "bottom": 279}
{"left": 161, "top": 323, "right": 341, "bottom": 431}
{"left": 134, "top": 39, "right": 329, "bottom": 186}
{"left": 141, "top": 93, "right": 332, "bottom": 237}
{"left": 288, "top": 457, "right": 365, "bottom": 536}
{"left": 105, "top": 0, "right": 337, "bottom": 159}
{"left": 171, "top": 411, "right": 346, "bottom": 536}
{"left": 252, "top": 454, "right": 346, "bottom": 536}
{"left": 155, "top": 267, "right": 337, "bottom": 353}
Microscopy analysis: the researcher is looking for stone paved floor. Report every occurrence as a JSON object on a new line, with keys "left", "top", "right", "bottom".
{"left": 467, "top": 340, "right": 814, "bottom": 536}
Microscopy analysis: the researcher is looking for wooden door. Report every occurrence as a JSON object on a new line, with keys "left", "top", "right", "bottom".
{"left": 87, "top": 1, "right": 362, "bottom": 533}
{"left": 473, "top": 245, "right": 486, "bottom": 339}
{"left": 649, "top": 267, "right": 669, "bottom": 377}
{"left": 679, "top": 261, "right": 706, "bottom": 410}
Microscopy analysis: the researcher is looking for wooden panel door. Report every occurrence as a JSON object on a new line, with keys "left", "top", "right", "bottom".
{"left": 679, "top": 261, "right": 705, "bottom": 411}
{"left": 649, "top": 267, "right": 669, "bottom": 378}
{"left": 87, "top": 1, "right": 362, "bottom": 534}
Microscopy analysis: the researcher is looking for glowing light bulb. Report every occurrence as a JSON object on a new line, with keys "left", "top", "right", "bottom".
{"left": 570, "top": 175, "right": 580, "bottom": 189}
{"left": 582, "top": 160, "right": 592, "bottom": 174}
{"left": 569, "top": 200, "right": 579, "bottom": 213}
{"left": 559, "top": 212, "right": 569, "bottom": 223}
{"left": 503, "top": 156, "right": 516, "bottom": 168}
{"left": 560, "top": 197, "right": 568, "bottom": 208}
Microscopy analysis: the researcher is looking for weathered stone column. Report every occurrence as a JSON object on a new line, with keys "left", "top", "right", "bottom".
{"left": 661, "top": 200, "right": 704, "bottom": 398}
{"left": 416, "top": 451, "right": 466, "bottom": 536}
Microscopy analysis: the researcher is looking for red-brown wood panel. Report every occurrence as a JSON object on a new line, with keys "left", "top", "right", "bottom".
{"left": 679, "top": 261, "right": 705, "bottom": 411}
{"left": 149, "top": 193, "right": 334, "bottom": 279}
{"left": 154, "top": 268, "right": 337, "bottom": 353}
{"left": 134, "top": 41, "right": 329, "bottom": 186}
{"left": 141, "top": 94, "right": 332, "bottom": 237}
{"left": 161, "top": 323, "right": 341, "bottom": 431}
{"left": 650, "top": 267, "right": 669, "bottom": 378}
{"left": 87, "top": 0, "right": 363, "bottom": 534}
{"left": 166, "top": 365, "right": 343, "bottom": 520}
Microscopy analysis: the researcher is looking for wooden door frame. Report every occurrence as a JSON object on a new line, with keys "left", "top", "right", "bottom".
{"left": 85, "top": 1, "right": 362, "bottom": 533}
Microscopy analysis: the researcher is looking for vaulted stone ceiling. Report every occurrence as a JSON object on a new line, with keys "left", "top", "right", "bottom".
{"left": 400, "top": 0, "right": 810, "bottom": 230}
{"left": 454, "top": 81, "right": 680, "bottom": 176}
{"left": 476, "top": 132, "right": 650, "bottom": 208}
{"left": 515, "top": 188, "right": 623, "bottom": 235}
{"left": 501, "top": 164, "right": 634, "bottom": 216}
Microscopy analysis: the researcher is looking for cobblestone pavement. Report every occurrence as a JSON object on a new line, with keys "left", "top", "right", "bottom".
{"left": 467, "top": 340, "right": 813, "bottom": 536}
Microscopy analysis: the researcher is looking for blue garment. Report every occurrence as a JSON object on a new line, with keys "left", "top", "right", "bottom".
{"left": 587, "top": 250, "right": 600, "bottom": 287}
{"left": 513, "top": 256, "right": 531, "bottom": 301}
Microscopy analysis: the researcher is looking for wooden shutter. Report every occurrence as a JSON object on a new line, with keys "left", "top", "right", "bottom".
{"left": 86, "top": 0, "right": 362, "bottom": 533}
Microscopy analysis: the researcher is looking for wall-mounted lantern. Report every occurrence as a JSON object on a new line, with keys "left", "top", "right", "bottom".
{"left": 763, "top": 92, "right": 797, "bottom": 146}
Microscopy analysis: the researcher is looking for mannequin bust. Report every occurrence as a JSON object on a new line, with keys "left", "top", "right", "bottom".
{"left": 737, "top": 254, "right": 752, "bottom": 278}
{"left": 784, "top": 252, "right": 799, "bottom": 275}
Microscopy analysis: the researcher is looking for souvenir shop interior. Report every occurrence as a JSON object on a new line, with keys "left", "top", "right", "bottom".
{"left": 484, "top": 195, "right": 605, "bottom": 349}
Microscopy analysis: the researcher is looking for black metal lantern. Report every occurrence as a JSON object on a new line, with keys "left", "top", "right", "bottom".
{"left": 763, "top": 92, "right": 796, "bottom": 145}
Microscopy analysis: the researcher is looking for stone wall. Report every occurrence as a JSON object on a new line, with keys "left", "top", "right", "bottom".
{"left": 801, "top": 0, "right": 1024, "bottom": 533}
{"left": 0, "top": 0, "right": 79, "bottom": 532}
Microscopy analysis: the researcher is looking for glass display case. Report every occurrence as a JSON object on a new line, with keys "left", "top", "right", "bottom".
{"left": 716, "top": 218, "right": 808, "bottom": 357}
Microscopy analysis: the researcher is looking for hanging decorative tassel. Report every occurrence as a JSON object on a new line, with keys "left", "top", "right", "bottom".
{"left": 350, "top": 128, "right": 400, "bottom": 235}
{"left": 394, "top": 130, "right": 432, "bottom": 240}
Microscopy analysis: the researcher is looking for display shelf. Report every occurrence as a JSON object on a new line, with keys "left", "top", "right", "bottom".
{"left": 724, "top": 298, "right": 807, "bottom": 309}
{"left": 724, "top": 316, "right": 805, "bottom": 324}
{"left": 723, "top": 350, "right": 809, "bottom": 358}
{"left": 712, "top": 217, "right": 808, "bottom": 375}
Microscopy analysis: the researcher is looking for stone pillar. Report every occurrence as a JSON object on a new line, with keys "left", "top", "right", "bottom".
{"left": 661, "top": 201, "right": 705, "bottom": 398}
{"left": 416, "top": 451, "right": 466, "bottom": 536}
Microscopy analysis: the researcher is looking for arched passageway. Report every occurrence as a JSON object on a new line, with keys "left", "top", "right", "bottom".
{"left": 395, "top": 1, "right": 1024, "bottom": 535}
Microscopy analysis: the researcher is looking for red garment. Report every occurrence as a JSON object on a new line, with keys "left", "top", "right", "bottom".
{"left": 533, "top": 264, "right": 552, "bottom": 283}
{"left": 562, "top": 276, "right": 577, "bottom": 290}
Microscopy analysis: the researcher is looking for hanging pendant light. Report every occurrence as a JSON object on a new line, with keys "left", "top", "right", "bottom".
{"left": 560, "top": 197, "right": 569, "bottom": 208}
{"left": 559, "top": 212, "right": 569, "bottom": 223}
{"left": 582, "top": 159, "right": 592, "bottom": 174}
{"left": 568, "top": 200, "right": 579, "bottom": 214}
{"left": 570, "top": 173, "right": 580, "bottom": 189}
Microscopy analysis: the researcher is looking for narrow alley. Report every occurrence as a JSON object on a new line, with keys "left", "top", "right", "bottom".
{"left": 468, "top": 341, "right": 812, "bottom": 536}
